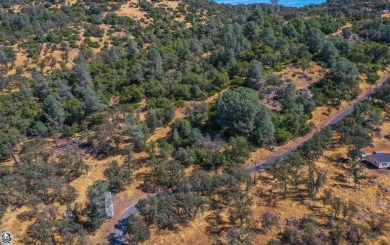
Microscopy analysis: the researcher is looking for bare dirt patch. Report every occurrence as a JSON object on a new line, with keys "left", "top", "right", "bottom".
{"left": 275, "top": 62, "right": 325, "bottom": 90}
{"left": 329, "top": 22, "right": 352, "bottom": 37}
{"left": 115, "top": 0, "right": 147, "bottom": 20}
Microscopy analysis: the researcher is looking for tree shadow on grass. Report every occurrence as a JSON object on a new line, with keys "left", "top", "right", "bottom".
{"left": 331, "top": 183, "right": 354, "bottom": 189}
{"left": 205, "top": 210, "right": 231, "bottom": 236}
{"left": 306, "top": 203, "right": 330, "bottom": 220}
{"left": 134, "top": 171, "right": 160, "bottom": 193}
{"left": 331, "top": 173, "right": 349, "bottom": 183}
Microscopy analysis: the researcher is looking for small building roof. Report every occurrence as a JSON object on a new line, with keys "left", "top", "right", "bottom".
{"left": 105, "top": 192, "right": 114, "bottom": 218}
{"left": 370, "top": 153, "right": 390, "bottom": 163}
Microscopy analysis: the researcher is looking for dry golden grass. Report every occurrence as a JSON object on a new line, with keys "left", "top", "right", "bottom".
{"left": 87, "top": 167, "right": 148, "bottom": 243}
{"left": 5, "top": 0, "right": 174, "bottom": 78}
{"left": 115, "top": 0, "right": 182, "bottom": 23}
{"left": 145, "top": 116, "right": 390, "bottom": 245}
{"left": 159, "top": 1, "right": 180, "bottom": 9}
{"left": 246, "top": 67, "right": 390, "bottom": 170}
{"left": 6, "top": 37, "right": 82, "bottom": 77}
{"left": 5, "top": 21, "right": 119, "bottom": 77}
{"left": 363, "top": 113, "right": 390, "bottom": 154}
{"left": 70, "top": 155, "right": 118, "bottom": 205}
{"left": 6, "top": 45, "right": 30, "bottom": 77}
{"left": 146, "top": 212, "right": 213, "bottom": 245}
{"left": 12, "top": 5, "right": 22, "bottom": 13}
{"left": 3, "top": 0, "right": 187, "bottom": 79}
{"left": 66, "top": 0, "right": 78, "bottom": 5}
{"left": 1, "top": 206, "right": 34, "bottom": 244}
{"left": 115, "top": 0, "right": 148, "bottom": 20}
{"left": 201, "top": 51, "right": 212, "bottom": 58}
{"left": 0, "top": 87, "right": 20, "bottom": 95}
{"left": 147, "top": 108, "right": 187, "bottom": 143}
{"left": 1, "top": 201, "right": 69, "bottom": 244}
{"left": 329, "top": 22, "right": 352, "bottom": 37}
{"left": 275, "top": 62, "right": 325, "bottom": 90}
{"left": 143, "top": 170, "right": 389, "bottom": 245}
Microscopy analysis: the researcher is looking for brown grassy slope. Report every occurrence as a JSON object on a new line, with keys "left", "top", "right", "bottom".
{"left": 0, "top": 46, "right": 217, "bottom": 244}
{"left": 89, "top": 89, "right": 229, "bottom": 243}
{"left": 275, "top": 62, "right": 325, "bottom": 90}
{"left": 246, "top": 66, "right": 390, "bottom": 170}
{"left": 2, "top": 65, "right": 388, "bottom": 244}
{"left": 5, "top": 0, "right": 184, "bottom": 78}
{"left": 93, "top": 67, "right": 389, "bottom": 243}
{"left": 144, "top": 116, "right": 390, "bottom": 245}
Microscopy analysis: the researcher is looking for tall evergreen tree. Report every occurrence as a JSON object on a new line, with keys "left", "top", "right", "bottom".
{"left": 246, "top": 60, "right": 265, "bottom": 90}
{"left": 147, "top": 48, "right": 163, "bottom": 76}
{"left": 42, "top": 95, "right": 65, "bottom": 131}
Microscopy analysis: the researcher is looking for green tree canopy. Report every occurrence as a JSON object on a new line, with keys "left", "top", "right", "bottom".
{"left": 246, "top": 60, "right": 265, "bottom": 90}
{"left": 374, "top": 79, "right": 390, "bottom": 105}
{"left": 42, "top": 95, "right": 65, "bottom": 132}
{"left": 329, "top": 58, "right": 359, "bottom": 84}
{"left": 216, "top": 87, "right": 261, "bottom": 135}
{"left": 125, "top": 214, "right": 150, "bottom": 245}
{"left": 305, "top": 28, "right": 326, "bottom": 53}
{"left": 217, "top": 87, "right": 275, "bottom": 145}
{"left": 87, "top": 180, "right": 109, "bottom": 230}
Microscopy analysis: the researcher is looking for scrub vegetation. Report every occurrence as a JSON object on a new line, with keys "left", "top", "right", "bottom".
{"left": 0, "top": 0, "right": 389, "bottom": 244}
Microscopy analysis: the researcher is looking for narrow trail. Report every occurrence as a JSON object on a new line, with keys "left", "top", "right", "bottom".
{"left": 110, "top": 67, "right": 390, "bottom": 244}
{"left": 326, "top": 22, "right": 352, "bottom": 37}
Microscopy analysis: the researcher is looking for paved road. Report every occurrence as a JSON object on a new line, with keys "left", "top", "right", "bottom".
{"left": 110, "top": 73, "right": 388, "bottom": 244}
{"left": 110, "top": 202, "right": 139, "bottom": 244}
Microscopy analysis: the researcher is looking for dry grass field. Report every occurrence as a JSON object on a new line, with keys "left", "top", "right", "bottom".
{"left": 4, "top": 0, "right": 184, "bottom": 79}
{"left": 1, "top": 62, "right": 388, "bottom": 244}
{"left": 276, "top": 62, "right": 325, "bottom": 90}
{"left": 142, "top": 115, "right": 390, "bottom": 245}
{"left": 1, "top": 4, "right": 389, "bottom": 243}
{"left": 246, "top": 66, "right": 390, "bottom": 171}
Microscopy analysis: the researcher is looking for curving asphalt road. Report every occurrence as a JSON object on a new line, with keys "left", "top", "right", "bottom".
{"left": 110, "top": 72, "right": 388, "bottom": 244}
{"left": 110, "top": 202, "right": 139, "bottom": 244}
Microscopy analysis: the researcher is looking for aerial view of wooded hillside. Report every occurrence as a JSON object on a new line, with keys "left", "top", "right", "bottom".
{"left": 0, "top": 0, "right": 389, "bottom": 244}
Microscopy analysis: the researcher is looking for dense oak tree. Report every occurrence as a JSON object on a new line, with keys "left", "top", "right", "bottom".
{"left": 374, "top": 79, "right": 390, "bottom": 106}
{"left": 329, "top": 58, "right": 359, "bottom": 85}
{"left": 86, "top": 181, "right": 109, "bottom": 230}
{"left": 42, "top": 95, "right": 65, "bottom": 132}
{"left": 125, "top": 114, "right": 150, "bottom": 150}
{"left": 305, "top": 28, "right": 326, "bottom": 53}
{"left": 246, "top": 60, "right": 265, "bottom": 90}
{"left": 0, "top": 1, "right": 389, "bottom": 243}
{"left": 317, "top": 41, "right": 339, "bottom": 67}
{"left": 137, "top": 192, "right": 205, "bottom": 230}
{"left": 216, "top": 87, "right": 275, "bottom": 145}
{"left": 125, "top": 215, "right": 150, "bottom": 245}
{"left": 105, "top": 161, "right": 132, "bottom": 193}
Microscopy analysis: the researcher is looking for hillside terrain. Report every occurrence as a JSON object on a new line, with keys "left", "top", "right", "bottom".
{"left": 0, "top": 0, "right": 389, "bottom": 244}
{"left": 141, "top": 111, "right": 390, "bottom": 245}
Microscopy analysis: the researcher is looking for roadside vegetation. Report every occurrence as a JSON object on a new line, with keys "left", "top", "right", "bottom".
{"left": 0, "top": 0, "right": 389, "bottom": 244}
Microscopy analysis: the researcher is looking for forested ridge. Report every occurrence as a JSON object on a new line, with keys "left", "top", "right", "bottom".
{"left": 0, "top": 0, "right": 389, "bottom": 244}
